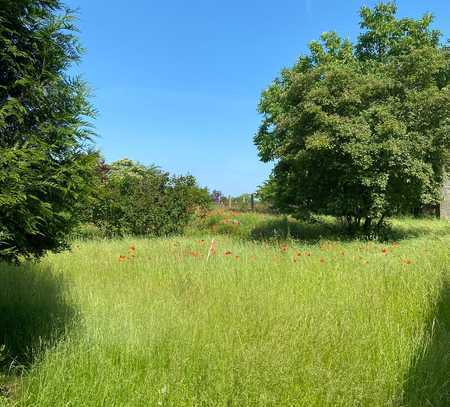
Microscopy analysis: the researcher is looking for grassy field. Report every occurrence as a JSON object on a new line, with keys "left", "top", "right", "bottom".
{"left": 1, "top": 214, "right": 450, "bottom": 406}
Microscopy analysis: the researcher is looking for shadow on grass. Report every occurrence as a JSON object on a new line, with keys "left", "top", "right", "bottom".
{"left": 249, "top": 218, "right": 450, "bottom": 244}
{"left": 402, "top": 280, "right": 450, "bottom": 406}
{"left": 250, "top": 218, "right": 345, "bottom": 243}
{"left": 0, "top": 262, "right": 76, "bottom": 375}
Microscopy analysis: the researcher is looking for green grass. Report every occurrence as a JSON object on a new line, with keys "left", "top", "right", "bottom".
{"left": 1, "top": 215, "right": 450, "bottom": 406}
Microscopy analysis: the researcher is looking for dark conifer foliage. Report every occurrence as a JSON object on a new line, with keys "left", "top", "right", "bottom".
{"left": 0, "top": 0, "right": 97, "bottom": 261}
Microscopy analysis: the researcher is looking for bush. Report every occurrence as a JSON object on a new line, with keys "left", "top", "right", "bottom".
{"left": 88, "top": 159, "right": 210, "bottom": 237}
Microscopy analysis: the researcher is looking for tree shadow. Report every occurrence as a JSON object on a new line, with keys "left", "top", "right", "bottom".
{"left": 249, "top": 218, "right": 346, "bottom": 244}
{"left": 249, "top": 218, "right": 450, "bottom": 244}
{"left": 402, "top": 280, "right": 450, "bottom": 406}
{"left": 0, "top": 262, "right": 76, "bottom": 374}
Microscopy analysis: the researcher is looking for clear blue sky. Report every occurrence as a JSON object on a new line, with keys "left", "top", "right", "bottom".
{"left": 67, "top": 0, "right": 449, "bottom": 195}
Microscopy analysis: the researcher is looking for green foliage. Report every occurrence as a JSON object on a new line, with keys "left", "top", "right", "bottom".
{"left": 89, "top": 159, "right": 211, "bottom": 237}
{"left": 0, "top": 0, "right": 97, "bottom": 261}
{"left": 255, "top": 2, "right": 450, "bottom": 236}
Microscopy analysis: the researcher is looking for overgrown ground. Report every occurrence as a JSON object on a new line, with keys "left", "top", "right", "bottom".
{"left": 1, "top": 213, "right": 449, "bottom": 406}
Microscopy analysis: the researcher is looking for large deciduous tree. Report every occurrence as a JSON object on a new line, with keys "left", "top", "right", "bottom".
{"left": 0, "top": 0, "right": 97, "bottom": 261}
{"left": 255, "top": 2, "right": 450, "bottom": 235}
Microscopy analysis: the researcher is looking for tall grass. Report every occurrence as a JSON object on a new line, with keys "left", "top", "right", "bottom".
{"left": 188, "top": 209, "right": 450, "bottom": 243}
{"left": 1, "top": 216, "right": 449, "bottom": 405}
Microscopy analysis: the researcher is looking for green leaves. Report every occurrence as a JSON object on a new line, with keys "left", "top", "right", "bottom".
{"left": 357, "top": 2, "right": 440, "bottom": 61}
{"left": 0, "top": 1, "right": 96, "bottom": 262}
{"left": 88, "top": 159, "right": 211, "bottom": 238}
{"left": 255, "top": 2, "right": 450, "bottom": 235}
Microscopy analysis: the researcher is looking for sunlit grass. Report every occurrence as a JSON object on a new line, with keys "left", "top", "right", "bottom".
{"left": 1, "top": 216, "right": 449, "bottom": 405}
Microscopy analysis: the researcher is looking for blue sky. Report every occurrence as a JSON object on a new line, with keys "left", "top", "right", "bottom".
{"left": 67, "top": 0, "right": 450, "bottom": 195}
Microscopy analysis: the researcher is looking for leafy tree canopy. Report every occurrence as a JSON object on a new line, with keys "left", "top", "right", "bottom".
{"left": 0, "top": 0, "right": 97, "bottom": 261}
{"left": 255, "top": 2, "right": 450, "bottom": 235}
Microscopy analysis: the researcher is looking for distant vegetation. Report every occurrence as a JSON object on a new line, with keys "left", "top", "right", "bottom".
{"left": 84, "top": 158, "right": 210, "bottom": 238}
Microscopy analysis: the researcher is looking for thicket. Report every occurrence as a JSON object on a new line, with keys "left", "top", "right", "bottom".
{"left": 86, "top": 159, "right": 210, "bottom": 237}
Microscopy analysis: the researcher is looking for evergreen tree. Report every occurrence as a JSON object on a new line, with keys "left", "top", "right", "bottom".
{"left": 0, "top": 0, "right": 97, "bottom": 261}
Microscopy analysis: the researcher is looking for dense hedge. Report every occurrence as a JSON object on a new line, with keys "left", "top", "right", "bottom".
{"left": 88, "top": 159, "right": 210, "bottom": 237}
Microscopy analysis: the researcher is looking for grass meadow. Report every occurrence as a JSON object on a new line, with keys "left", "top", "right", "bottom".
{"left": 1, "top": 213, "right": 450, "bottom": 406}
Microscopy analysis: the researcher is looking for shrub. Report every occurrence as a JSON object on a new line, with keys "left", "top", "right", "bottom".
{"left": 89, "top": 159, "right": 210, "bottom": 237}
